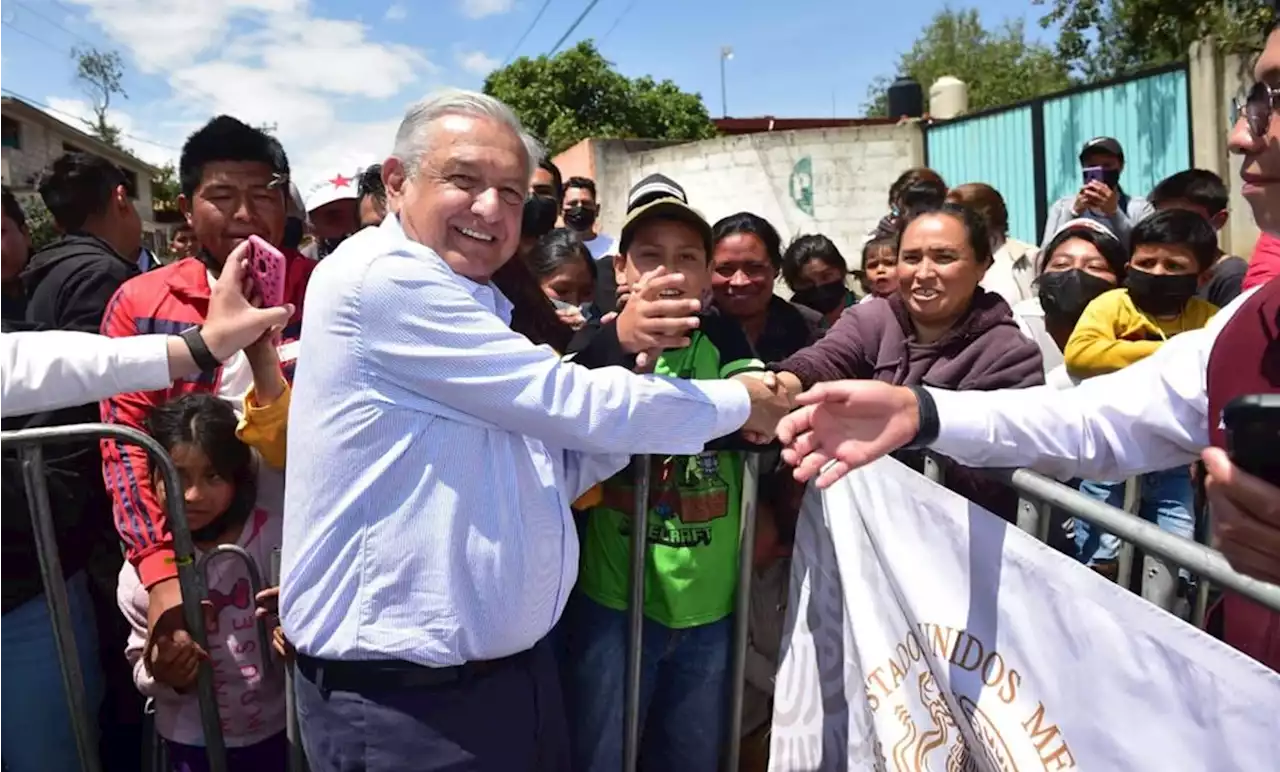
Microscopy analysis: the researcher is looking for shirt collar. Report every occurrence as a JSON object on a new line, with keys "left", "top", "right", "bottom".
{"left": 381, "top": 214, "right": 514, "bottom": 324}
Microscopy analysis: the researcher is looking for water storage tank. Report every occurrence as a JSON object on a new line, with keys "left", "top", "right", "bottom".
{"left": 929, "top": 76, "right": 969, "bottom": 120}
{"left": 886, "top": 77, "right": 923, "bottom": 120}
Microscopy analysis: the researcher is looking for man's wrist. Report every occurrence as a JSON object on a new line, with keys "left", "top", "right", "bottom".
{"left": 901, "top": 385, "right": 940, "bottom": 450}
{"left": 181, "top": 326, "right": 222, "bottom": 371}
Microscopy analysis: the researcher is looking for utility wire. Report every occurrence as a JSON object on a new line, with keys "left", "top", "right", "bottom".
{"left": 598, "top": 0, "right": 637, "bottom": 45}
{"left": 1, "top": 86, "right": 182, "bottom": 152}
{"left": 547, "top": 0, "right": 599, "bottom": 56}
{"left": 501, "top": 0, "right": 554, "bottom": 66}
{"left": 13, "top": 0, "right": 95, "bottom": 48}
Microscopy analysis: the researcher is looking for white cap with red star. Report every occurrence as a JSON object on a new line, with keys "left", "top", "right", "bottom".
{"left": 304, "top": 167, "right": 363, "bottom": 213}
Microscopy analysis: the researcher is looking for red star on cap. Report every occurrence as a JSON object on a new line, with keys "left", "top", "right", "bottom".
{"left": 329, "top": 173, "right": 352, "bottom": 188}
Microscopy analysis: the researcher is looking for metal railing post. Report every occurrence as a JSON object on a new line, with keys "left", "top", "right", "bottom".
{"left": 922, "top": 454, "right": 943, "bottom": 484}
{"left": 622, "top": 456, "right": 651, "bottom": 772}
{"left": 1115, "top": 477, "right": 1141, "bottom": 591}
{"left": 197, "top": 544, "right": 272, "bottom": 660}
{"left": 271, "top": 548, "right": 307, "bottom": 772}
{"left": 724, "top": 453, "right": 761, "bottom": 772}
{"left": 2, "top": 424, "right": 229, "bottom": 772}
{"left": 18, "top": 444, "right": 102, "bottom": 772}
{"left": 1015, "top": 495, "right": 1044, "bottom": 538}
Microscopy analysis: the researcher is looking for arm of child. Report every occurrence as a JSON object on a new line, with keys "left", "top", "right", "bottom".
{"left": 237, "top": 337, "right": 290, "bottom": 470}
{"left": 117, "top": 564, "right": 181, "bottom": 699}
{"left": 1063, "top": 290, "right": 1162, "bottom": 379}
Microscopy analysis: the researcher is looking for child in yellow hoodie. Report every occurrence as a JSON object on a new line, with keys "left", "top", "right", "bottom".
{"left": 1064, "top": 209, "right": 1218, "bottom": 605}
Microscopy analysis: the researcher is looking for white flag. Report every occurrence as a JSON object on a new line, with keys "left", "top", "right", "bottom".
{"left": 770, "top": 457, "right": 1280, "bottom": 771}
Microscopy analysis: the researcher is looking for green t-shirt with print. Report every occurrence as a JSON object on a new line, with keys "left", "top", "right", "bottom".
{"left": 577, "top": 315, "right": 763, "bottom": 629}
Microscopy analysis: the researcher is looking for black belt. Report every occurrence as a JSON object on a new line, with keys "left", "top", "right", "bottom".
{"left": 296, "top": 649, "right": 528, "bottom": 693}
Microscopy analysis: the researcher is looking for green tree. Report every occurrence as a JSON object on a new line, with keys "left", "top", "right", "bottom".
{"left": 21, "top": 195, "right": 60, "bottom": 251}
{"left": 483, "top": 41, "right": 717, "bottom": 155}
{"left": 1037, "top": 0, "right": 1272, "bottom": 80}
{"left": 151, "top": 162, "right": 180, "bottom": 213}
{"left": 72, "top": 47, "right": 128, "bottom": 148}
{"left": 865, "top": 8, "right": 1074, "bottom": 116}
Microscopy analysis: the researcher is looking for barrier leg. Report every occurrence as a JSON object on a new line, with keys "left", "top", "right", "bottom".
{"left": 1192, "top": 508, "right": 1213, "bottom": 628}
{"left": 1015, "top": 495, "right": 1045, "bottom": 539}
{"left": 622, "top": 456, "right": 651, "bottom": 772}
{"left": 1115, "top": 478, "right": 1140, "bottom": 591}
{"left": 271, "top": 548, "right": 307, "bottom": 772}
{"left": 19, "top": 446, "right": 102, "bottom": 772}
{"left": 724, "top": 454, "right": 761, "bottom": 772}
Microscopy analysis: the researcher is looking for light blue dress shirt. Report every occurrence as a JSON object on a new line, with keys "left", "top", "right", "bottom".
{"left": 280, "top": 216, "right": 752, "bottom": 666}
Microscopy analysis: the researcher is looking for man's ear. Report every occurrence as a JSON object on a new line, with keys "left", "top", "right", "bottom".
{"left": 1212, "top": 210, "right": 1229, "bottom": 232}
{"left": 613, "top": 252, "right": 628, "bottom": 286}
{"left": 383, "top": 157, "right": 407, "bottom": 199}
{"left": 178, "top": 194, "right": 193, "bottom": 226}
{"left": 114, "top": 184, "right": 131, "bottom": 210}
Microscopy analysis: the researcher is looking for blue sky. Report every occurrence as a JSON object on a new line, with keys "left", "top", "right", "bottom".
{"left": 0, "top": 0, "right": 1057, "bottom": 186}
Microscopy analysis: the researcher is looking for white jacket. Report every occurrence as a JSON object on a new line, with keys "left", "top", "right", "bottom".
{"left": 1, "top": 331, "right": 172, "bottom": 418}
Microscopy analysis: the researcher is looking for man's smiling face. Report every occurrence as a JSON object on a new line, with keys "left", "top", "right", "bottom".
{"left": 390, "top": 113, "right": 528, "bottom": 282}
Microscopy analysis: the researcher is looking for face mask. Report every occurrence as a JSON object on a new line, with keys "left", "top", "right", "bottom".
{"left": 791, "top": 281, "right": 848, "bottom": 314}
{"left": 1124, "top": 268, "right": 1199, "bottom": 317}
{"left": 564, "top": 205, "right": 597, "bottom": 232}
{"left": 1037, "top": 269, "right": 1116, "bottom": 325}
{"left": 1102, "top": 168, "right": 1122, "bottom": 189}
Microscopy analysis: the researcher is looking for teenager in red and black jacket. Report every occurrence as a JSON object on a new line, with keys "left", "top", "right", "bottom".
{"left": 99, "top": 116, "right": 314, "bottom": 630}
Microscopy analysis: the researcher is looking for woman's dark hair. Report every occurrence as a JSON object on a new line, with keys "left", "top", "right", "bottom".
{"left": 781, "top": 234, "right": 847, "bottom": 289}
{"left": 527, "top": 228, "right": 597, "bottom": 281}
{"left": 492, "top": 255, "right": 574, "bottom": 352}
{"left": 521, "top": 194, "right": 559, "bottom": 240}
{"left": 1040, "top": 222, "right": 1127, "bottom": 278}
{"left": 1129, "top": 208, "right": 1220, "bottom": 272}
{"left": 2, "top": 185, "right": 26, "bottom": 230}
{"left": 902, "top": 202, "right": 993, "bottom": 265}
{"left": 144, "top": 394, "right": 257, "bottom": 526}
{"left": 946, "top": 183, "right": 1009, "bottom": 236}
{"left": 888, "top": 167, "right": 946, "bottom": 208}
{"left": 712, "top": 212, "right": 783, "bottom": 269}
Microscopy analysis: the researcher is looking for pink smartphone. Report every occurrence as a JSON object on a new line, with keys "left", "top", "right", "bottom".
{"left": 246, "top": 235, "right": 286, "bottom": 308}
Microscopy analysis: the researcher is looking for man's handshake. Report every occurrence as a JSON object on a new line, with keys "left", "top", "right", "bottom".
{"left": 734, "top": 371, "right": 791, "bottom": 443}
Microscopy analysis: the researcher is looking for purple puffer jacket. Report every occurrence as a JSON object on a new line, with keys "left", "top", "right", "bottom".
{"left": 773, "top": 289, "right": 1045, "bottom": 519}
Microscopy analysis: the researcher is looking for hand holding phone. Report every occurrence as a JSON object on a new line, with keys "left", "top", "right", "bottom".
{"left": 1223, "top": 394, "right": 1280, "bottom": 486}
{"left": 246, "top": 235, "right": 286, "bottom": 308}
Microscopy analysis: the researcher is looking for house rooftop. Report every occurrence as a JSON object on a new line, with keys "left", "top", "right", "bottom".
{"left": 2, "top": 96, "right": 161, "bottom": 177}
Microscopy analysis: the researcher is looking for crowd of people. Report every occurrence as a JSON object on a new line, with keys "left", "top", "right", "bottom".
{"left": 1, "top": 20, "right": 1279, "bottom": 772}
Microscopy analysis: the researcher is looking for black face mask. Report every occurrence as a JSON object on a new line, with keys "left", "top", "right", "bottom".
{"left": 1124, "top": 268, "right": 1199, "bottom": 317}
{"left": 564, "top": 205, "right": 597, "bottom": 232}
{"left": 1101, "top": 168, "right": 1122, "bottom": 189}
{"left": 1037, "top": 269, "right": 1116, "bottom": 326}
{"left": 792, "top": 282, "right": 848, "bottom": 314}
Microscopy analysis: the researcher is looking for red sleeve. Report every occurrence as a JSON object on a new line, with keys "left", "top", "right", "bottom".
{"left": 99, "top": 285, "right": 176, "bottom": 588}
{"left": 1244, "top": 232, "right": 1280, "bottom": 291}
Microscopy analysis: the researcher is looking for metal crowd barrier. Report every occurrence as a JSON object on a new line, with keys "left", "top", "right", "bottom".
{"left": 922, "top": 454, "right": 1280, "bottom": 615}
{"left": 1, "top": 424, "right": 230, "bottom": 772}
{"left": 621, "top": 452, "right": 761, "bottom": 772}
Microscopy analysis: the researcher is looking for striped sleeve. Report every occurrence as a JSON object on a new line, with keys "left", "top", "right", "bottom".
{"left": 99, "top": 284, "right": 177, "bottom": 589}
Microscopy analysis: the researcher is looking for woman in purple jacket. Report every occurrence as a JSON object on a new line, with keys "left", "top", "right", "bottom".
{"left": 767, "top": 201, "right": 1044, "bottom": 518}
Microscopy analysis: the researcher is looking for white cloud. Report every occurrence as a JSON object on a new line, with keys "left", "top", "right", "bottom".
{"left": 460, "top": 0, "right": 514, "bottom": 20}
{"left": 456, "top": 50, "right": 498, "bottom": 77}
{"left": 57, "top": 0, "right": 443, "bottom": 192}
{"left": 384, "top": 3, "right": 407, "bottom": 21}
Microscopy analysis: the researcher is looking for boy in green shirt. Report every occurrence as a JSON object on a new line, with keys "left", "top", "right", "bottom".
{"left": 565, "top": 174, "right": 764, "bottom": 772}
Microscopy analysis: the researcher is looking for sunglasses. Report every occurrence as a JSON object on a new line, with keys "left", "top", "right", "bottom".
{"left": 1234, "top": 81, "right": 1280, "bottom": 138}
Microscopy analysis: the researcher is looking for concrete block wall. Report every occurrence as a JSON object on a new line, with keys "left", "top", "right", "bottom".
{"left": 586, "top": 124, "right": 924, "bottom": 268}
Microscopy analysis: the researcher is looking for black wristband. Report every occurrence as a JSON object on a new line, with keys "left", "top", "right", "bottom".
{"left": 180, "top": 326, "right": 221, "bottom": 373}
{"left": 901, "top": 385, "right": 940, "bottom": 450}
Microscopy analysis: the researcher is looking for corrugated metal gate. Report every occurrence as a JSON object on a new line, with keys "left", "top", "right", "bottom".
{"left": 924, "top": 63, "right": 1192, "bottom": 246}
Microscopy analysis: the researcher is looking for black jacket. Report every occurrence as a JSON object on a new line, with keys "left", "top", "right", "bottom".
{"left": 2, "top": 233, "right": 138, "bottom": 612}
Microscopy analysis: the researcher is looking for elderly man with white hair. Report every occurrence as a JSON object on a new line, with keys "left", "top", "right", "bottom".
{"left": 280, "top": 89, "right": 785, "bottom": 770}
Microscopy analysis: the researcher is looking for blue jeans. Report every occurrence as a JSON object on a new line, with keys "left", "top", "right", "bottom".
{"left": 1076, "top": 467, "right": 1196, "bottom": 565}
{"left": 1, "top": 571, "right": 105, "bottom": 772}
{"left": 564, "top": 594, "right": 731, "bottom": 772}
